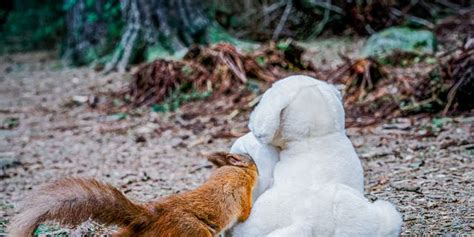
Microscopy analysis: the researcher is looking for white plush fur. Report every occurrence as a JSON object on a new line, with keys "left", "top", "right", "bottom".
{"left": 236, "top": 183, "right": 402, "bottom": 237}
{"left": 230, "top": 132, "right": 279, "bottom": 200}
{"left": 231, "top": 75, "right": 402, "bottom": 236}
{"left": 250, "top": 75, "right": 364, "bottom": 192}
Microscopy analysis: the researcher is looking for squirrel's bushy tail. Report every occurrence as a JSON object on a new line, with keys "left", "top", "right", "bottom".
{"left": 8, "top": 178, "right": 153, "bottom": 237}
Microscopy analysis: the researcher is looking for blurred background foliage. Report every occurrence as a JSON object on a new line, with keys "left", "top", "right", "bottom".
{"left": 0, "top": 0, "right": 472, "bottom": 129}
{"left": 0, "top": 0, "right": 471, "bottom": 69}
{"left": 0, "top": 0, "right": 123, "bottom": 57}
{"left": 0, "top": 0, "right": 65, "bottom": 52}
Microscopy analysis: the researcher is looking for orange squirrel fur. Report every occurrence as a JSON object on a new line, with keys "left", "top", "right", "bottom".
{"left": 8, "top": 152, "right": 258, "bottom": 237}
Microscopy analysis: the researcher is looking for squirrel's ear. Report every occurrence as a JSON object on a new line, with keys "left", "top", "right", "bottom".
{"left": 207, "top": 152, "right": 253, "bottom": 167}
{"left": 225, "top": 154, "right": 252, "bottom": 167}
{"left": 207, "top": 152, "right": 229, "bottom": 167}
{"left": 249, "top": 87, "right": 291, "bottom": 144}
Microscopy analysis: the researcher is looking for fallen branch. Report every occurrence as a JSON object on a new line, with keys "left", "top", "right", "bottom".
{"left": 272, "top": 0, "right": 293, "bottom": 40}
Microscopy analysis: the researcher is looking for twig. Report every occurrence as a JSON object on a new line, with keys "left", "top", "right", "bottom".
{"left": 263, "top": 1, "right": 288, "bottom": 15}
{"left": 219, "top": 52, "right": 247, "bottom": 83}
{"left": 436, "top": 47, "right": 462, "bottom": 59}
{"left": 364, "top": 24, "right": 376, "bottom": 35}
{"left": 327, "top": 64, "right": 351, "bottom": 83}
{"left": 326, "top": 54, "right": 357, "bottom": 82}
{"left": 308, "top": 1, "right": 343, "bottom": 14}
{"left": 400, "top": 97, "right": 438, "bottom": 112}
{"left": 308, "top": 0, "right": 333, "bottom": 38}
{"left": 272, "top": 0, "right": 293, "bottom": 40}
{"left": 435, "top": 0, "right": 462, "bottom": 10}
{"left": 238, "top": 1, "right": 285, "bottom": 22}
{"left": 442, "top": 75, "right": 466, "bottom": 115}
{"left": 390, "top": 8, "right": 434, "bottom": 29}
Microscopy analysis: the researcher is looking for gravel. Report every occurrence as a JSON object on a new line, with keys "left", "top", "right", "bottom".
{"left": 0, "top": 51, "right": 472, "bottom": 235}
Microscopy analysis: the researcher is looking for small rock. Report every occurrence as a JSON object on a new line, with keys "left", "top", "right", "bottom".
{"left": 378, "top": 176, "right": 389, "bottom": 185}
{"left": 382, "top": 123, "right": 411, "bottom": 131}
{"left": 392, "top": 183, "right": 422, "bottom": 193}
{"left": 135, "top": 135, "right": 147, "bottom": 143}
{"left": 360, "top": 150, "right": 391, "bottom": 159}
{"left": 408, "top": 160, "right": 425, "bottom": 169}
{"left": 427, "top": 202, "right": 438, "bottom": 208}
{"left": 1, "top": 117, "right": 19, "bottom": 129}
{"left": 136, "top": 123, "right": 159, "bottom": 135}
{"left": 101, "top": 113, "right": 127, "bottom": 122}
{"left": 0, "top": 157, "right": 21, "bottom": 170}
{"left": 72, "top": 95, "right": 89, "bottom": 104}
{"left": 170, "top": 137, "right": 184, "bottom": 147}
{"left": 404, "top": 214, "right": 417, "bottom": 221}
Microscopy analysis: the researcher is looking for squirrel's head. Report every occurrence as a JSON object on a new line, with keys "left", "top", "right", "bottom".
{"left": 207, "top": 152, "right": 257, "bottom": 171}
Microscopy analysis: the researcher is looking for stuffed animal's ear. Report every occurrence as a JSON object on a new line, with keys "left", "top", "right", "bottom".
{"left": 249, "top": 87, "right": 291, "bottom": 144}
{"left": 249, "top": 75, "right": 321, "bottom": 144}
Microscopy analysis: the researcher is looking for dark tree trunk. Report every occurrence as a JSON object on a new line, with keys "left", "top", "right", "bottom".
{"left": 64, "top": 0, "right": 109, "bottom": 65}
{"left": 104, "top": 0, "right": 214, "bottom": 72}
{"left": 65, "top": 0, "right": 227, "bottom": 72}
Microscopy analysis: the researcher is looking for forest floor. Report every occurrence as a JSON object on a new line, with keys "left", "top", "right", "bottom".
{"left": 0, "top": 40, "right": 472, "bottom": 235}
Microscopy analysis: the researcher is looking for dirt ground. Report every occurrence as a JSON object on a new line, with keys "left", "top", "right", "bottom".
{"left": 0, "top": 48, "right": 472, "bottom": 235}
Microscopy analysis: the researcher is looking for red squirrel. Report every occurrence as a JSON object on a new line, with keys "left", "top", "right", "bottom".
{"left": 8, "top": 152, "right": 258, "bottom": 237}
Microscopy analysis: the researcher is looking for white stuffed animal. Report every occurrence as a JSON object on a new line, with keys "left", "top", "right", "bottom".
{"left": 231, "top": 75, "right": 402, "bottom": 237}
{"left": 230, "top": 132, "right": 280, "bottom": 200}
{"left": 263, "top": 183, "right": 402, "bottom": 237}
{"left": 251, "top": 75, "right": 364, "bottom": 193}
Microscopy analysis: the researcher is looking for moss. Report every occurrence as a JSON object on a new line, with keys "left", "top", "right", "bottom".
{"left": 144, "top": 44, "right": 187, "bottom": 62}
{"left": 362, "top": 27, "right": 436, "bottom": 60}
{"left": 205, "top": 25, "right": 257, "bottom": 51}
{"left": 34, "top": 224, "right": 68, "bottom": 236}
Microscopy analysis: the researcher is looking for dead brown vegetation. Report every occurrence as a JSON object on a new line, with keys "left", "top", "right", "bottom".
{"left": 128, "top": 42, "right": 318, "bottom": 107}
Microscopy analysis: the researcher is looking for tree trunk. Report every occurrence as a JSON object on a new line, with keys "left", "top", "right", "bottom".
{"left": 64, "top": 0, "right": 110, "bottom": 65}
{"left": 65, "top": 0, "right": 228, "bottom": 72}
{"left": 104, "top": 0, "right": 215, "bottom": 72}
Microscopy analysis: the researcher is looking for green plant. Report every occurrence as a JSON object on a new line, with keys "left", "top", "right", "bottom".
{"left": 34, "top": 224, "right": 68, "bottom": 236}
{"left": 151, "top": 88, "right": 212, "bottom": 113}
